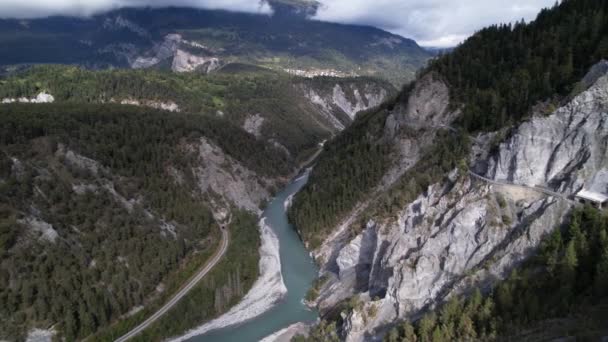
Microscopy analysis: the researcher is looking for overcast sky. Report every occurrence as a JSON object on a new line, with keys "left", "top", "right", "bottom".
{"left": 0, "top": 0, "right": 556, "bottom": 47}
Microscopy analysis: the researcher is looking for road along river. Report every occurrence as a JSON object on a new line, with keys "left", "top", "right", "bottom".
{"left": 177, "top": 171, "right": 319, "bottom": 342}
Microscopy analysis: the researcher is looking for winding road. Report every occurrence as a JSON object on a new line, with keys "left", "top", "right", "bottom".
{"left": 468, "top": 171, "right": 576, "bottom": 204}
{"left": 115, "top": 227, "right": 230, "bottom": 342}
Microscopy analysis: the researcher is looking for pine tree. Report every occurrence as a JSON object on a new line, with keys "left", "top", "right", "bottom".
{"left": 594, "top": 232, "right": 608, "bottom": 297}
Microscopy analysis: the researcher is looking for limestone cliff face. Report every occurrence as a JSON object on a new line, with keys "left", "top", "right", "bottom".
{"left": 185, "top": 137, "right": 276, "bottom": 217}
{"left": 399, "top": 72, "right": 455, "bottom": 126}
{"left": 312, "top": 73, "right": 455, "bottom": 281}
{"left": 172, "top": 49, "right": 221, "bottom": 73}
{"left": 131, "top": 34, "right": 222, "bottom": 73}
{"left": 310, "top": 64, "right": 608, "bottom": 341}
{"left": 485, "top": 72, "right": 608, "bottom": 195}
{"left": 300, "top": 80, "right": 392, "bottom": 131}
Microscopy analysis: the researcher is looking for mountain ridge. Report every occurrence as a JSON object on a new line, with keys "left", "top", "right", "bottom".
{"left": 0, "top": 6, "right": 430, "bottom": 85}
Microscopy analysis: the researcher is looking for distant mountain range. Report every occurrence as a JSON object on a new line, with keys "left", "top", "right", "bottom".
{"left": 0, "top": 2, "right": 431, "bottom": 85}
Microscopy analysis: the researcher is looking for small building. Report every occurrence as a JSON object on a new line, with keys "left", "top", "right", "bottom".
{"left": 575, "top": 189, "right": 608, "bottom": 209}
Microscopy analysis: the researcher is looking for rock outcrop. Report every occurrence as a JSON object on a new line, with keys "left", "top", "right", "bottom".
{"left": 384, "top": 73, "right": 456, "bottom": 138}
{"left": 190, "top": 137, "right": 274, "bottom": 215}
{"left": 2, "top": 92, "right": 55, "bottom": 104}
{"left": 132, "top": 34, "right": 182, "bottom": 69}
{"left": 485, "top": 71, "right": 608, "bottom": 195}
{"left": 172, "top": 49, "right": 221, "bottom": 73}
{"left": 113, "top": 98, "right": 180, "bottom": 112}
{"left": 243, "top": 114, "right": 266, "bottom": 138}
{"left": 132, "top": 34, "right": 222, "bottom": 73}
{"left": 300, "top": 80, "right": 391, "bottom": 131}
{"left": 310, "top": 64, "right": 608, "bottom": 341}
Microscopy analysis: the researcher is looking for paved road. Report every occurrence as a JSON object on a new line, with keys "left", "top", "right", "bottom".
{"left": 115, "top": 228, "right": 230, "bottom": 342}
{"left": 468, "top": 171, "right": 576, "bottom": 204}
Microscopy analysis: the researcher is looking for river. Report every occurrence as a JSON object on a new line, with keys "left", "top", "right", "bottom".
{"left": 186, "top": 172, "right": 319, "bottom": 342}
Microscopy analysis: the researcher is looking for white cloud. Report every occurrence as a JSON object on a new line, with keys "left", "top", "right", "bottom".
{"left": 313, "top": 0, "right": 556, "bottom": 47}
{"left": 0, "top": 0, "right": 271, "bottom": 19}
{"left": 0, "top": 0, "right": 556, "bottom": 47}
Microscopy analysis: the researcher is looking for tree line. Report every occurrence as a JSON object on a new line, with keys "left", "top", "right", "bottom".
{"left": 428, "top": 0, "right": 608, "bottom": 132}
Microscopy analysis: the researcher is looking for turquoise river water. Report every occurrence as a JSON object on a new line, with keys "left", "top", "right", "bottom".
{"left": 187, "top": 173, "right": 319, "bottom": 342}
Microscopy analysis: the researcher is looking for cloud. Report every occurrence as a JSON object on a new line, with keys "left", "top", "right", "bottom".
{"left": 313, "top": 0, "right": 556, "bottom": 47}
{"left": 0, "top": 0, "right": 271, "bottom": 19}
{"left": 0, "top": 0, "right": 556, "bottom": 47}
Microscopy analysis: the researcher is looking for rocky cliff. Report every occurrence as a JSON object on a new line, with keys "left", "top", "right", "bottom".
{"left": 131, "top": 33, "right": 222, "bottom": 73}
{"left": 299, "top": 78, "right": 395, "bottom": 131}
{"left": 484, "top": 71, "right": 608, "bottom": 195}
{"left": 307, "top": 63, "right": 608, "bottom": 341}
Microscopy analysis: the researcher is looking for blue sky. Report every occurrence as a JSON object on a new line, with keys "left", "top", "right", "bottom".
{"left": 0, "top": 0, "right": 557, "bottom": 47}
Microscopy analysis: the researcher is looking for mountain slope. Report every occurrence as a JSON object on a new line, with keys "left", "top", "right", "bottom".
{"left": 0, "top": 65, "right": 396, "bottom": 162}
{"left": 0, "top": 103, "right": 287, "bottom": 340}
{"left": 290, "top": 0, "right": 608, "bottom": 340}
{"left": 0, "top": 6, "right": 431, "bottom": 85}
{"left": 386, "top": 67, "right": 608, "bottom": 342}
{"left": 428, "top": 0, "right": 608, "bottom": 131}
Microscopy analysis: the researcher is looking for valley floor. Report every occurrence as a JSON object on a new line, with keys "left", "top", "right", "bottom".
{"left": 170, "top": 218, "right": 286, "bottom": 341}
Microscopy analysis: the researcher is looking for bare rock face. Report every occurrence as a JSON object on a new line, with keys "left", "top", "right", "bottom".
{"left": 2, "top": 92, "right": 55, "bottom": 104}
{"left": 335, "top": 173, "right": 571, "bottom": 341}
{"left": 331, "top": 84, "right": 387, "bottom": 120}
{"left": 300, "top": 81, "right": 390, "bottom": 131}
{"left": 383, "top": 72, "right": 455, "bottom": 141}
{"left": 132, "top": 34, "right": 221, "bottom": 73}
{"left": 18, "top": 217, "right": 60, "bottom": 243}
{"left": 486, "top": 68, "right": 608, "bottom": 195}
{"left": 243, "top": 114, "right": 266, "bottom": 138}
{"left": 115, "top": 98, "right": 180, "bottom": 112}
{"left": 312, "top": 63, "right": 608, "bottom": 341}
{"left": 399, "top": 72, "right": 454, "bottom": 126}
{"left": 172, "top": 49, "right": 221, "bottom": 73}
{"left": 132, "top": 34, "right": 182, "bottom": 69}
{"left": 191, "top": 137, "right": 273, "bottom": 215}
{"left": 336, "top": 223, "right": 378, "bottom": 281}
{"left": 311, "top": 73, "right": 456, "bottom": 319}
{"left": 581, "top": 59, "right": 608, "bottom": 89}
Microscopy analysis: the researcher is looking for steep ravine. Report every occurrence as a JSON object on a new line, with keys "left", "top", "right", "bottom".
{"left": 307, "top": 63, "right": 608, "bottom": 341}
{"left": 173, "top": 172, "right": 319, "bottom": 342}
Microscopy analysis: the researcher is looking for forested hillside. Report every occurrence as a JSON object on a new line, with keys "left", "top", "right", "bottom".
{"left": 288, "top": 105, "right": 392, "bottom": 248}
{"left": 290, "top": 0, "right": 608, "bottom": 248}
{"left": 429, "top": 0, "right": 608, "bottom": 131}
{"left": 0, "top": 103, "right": 281, "bottom": 340}
{"left": 0, "top": 66, "right": 326, "bottom": 161}
{"left": 0, "top": 65, "right": 395, "bottom": 162}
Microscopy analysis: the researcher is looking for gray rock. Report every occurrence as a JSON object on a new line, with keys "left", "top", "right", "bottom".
{"left": 243, "top": 114, "right": 265, "bottom": 139}
{"left": 396, "top": 72, "right": 455, "bottom": 127}
{"left": 581, "top": 59, "right": 608, "bottom": 89}
{"left": 192, "top": 137, "right": 273, "bottom": 215}
{"left": 299, "top": 81, "right": 390, "bottom": 131}
{"left": 314, "top": 62, "right": 608, "bottom": 341}
{"left": 486, "top": 69, "right": 608, "bottom": 194}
